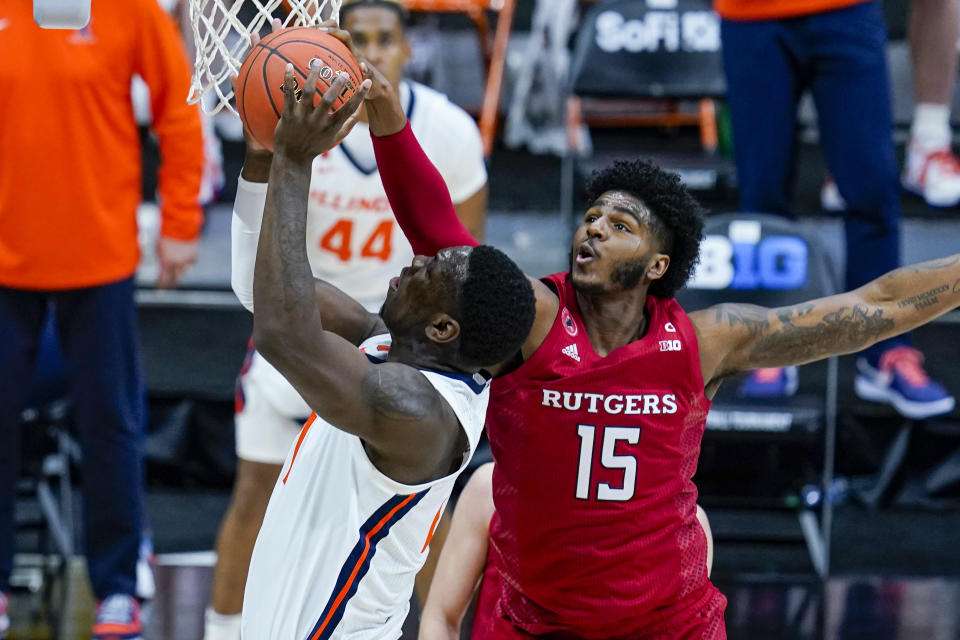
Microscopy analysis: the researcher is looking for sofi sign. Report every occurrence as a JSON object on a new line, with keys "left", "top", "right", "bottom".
{"left": 689, "top": 220, "right": 809, "bottom": 290}
{"left": 594, "top": 3, "right": 720, "bottom": 54}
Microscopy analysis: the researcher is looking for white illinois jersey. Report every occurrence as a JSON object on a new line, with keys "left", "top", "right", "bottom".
{"left": 241, "top": 334, "right": 490, "bottom": 640}
{"left": 306, "top": 81, "right": 487, "bottom": 310}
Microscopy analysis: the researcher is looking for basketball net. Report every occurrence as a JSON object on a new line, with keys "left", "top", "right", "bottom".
{"left": 187, "top": 0, "right": 343, "bottom": 114}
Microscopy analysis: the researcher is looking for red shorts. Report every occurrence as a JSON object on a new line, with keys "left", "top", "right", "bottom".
{"left": 478, "top": 588, "right": 727, "bottom": 640}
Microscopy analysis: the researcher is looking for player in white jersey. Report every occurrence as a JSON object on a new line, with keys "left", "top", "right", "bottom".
{"left": 205, "top": 3, "right": 487, "bottom": 637}
{"left": 244, "top": 334, "right": 488, "bottom": 640}
{"left": 230, "top": 65, "right": 535, "bottom": 640}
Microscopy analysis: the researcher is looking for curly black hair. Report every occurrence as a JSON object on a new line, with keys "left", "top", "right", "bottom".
{"left": 584, "top": 159, "right": 706, "bottom": 299}
{"left": 457, "top": 245, "right": 536, "bottom": 367}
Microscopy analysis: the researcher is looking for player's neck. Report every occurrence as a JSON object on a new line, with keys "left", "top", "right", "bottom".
{"left": 386, "top": 340, "right": 476, "bottom": 377}
{"left": 576, "top": 288, "right": 650, "bottom": 357}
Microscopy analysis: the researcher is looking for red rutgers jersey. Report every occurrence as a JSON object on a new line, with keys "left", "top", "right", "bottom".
{"left": 485, "top": 273, "right": 726, "bottom": 638}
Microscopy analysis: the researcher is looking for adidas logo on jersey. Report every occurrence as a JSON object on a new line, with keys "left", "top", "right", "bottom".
{"left": 562, "top": 344, "right": 581, "bottom": 362}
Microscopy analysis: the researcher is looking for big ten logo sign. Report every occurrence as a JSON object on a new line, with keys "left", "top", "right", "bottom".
{"left": 594, "top": 0, "right": 720, "bottom": 54}
{"left": 689, "top": 220, "right": 809, "bottom": 290}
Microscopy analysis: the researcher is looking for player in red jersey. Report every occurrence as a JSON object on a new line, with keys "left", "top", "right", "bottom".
{"left": 348, "top": 51, "right": 960, "bottom": 639}
{"left": 419, "top": 463, "right": 715, "bottom": 639}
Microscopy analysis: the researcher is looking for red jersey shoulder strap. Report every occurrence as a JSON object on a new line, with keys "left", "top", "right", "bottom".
{"left": 648, "top": 296, "right": 707, "bottom": 393}
{"left": 493, "top": 272, "right": 576, "bottom": 385}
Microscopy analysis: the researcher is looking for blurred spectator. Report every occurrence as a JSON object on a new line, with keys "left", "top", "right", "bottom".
{"left": 0, "top": 0, "right": 205, "bottom": 638}
{"left": 824, "top": 0, "right": 960, "bottom": 209}
{"left": 131, "top": 0, "right": 225, "bottom": 206}
{"left": 902, "top": 0, "right": 960, "bottom": 207}
{"left": 716, "top": 0, "right": 955, "bottom": 418}
{"left": 203, "top": 2, "right": 488, "bottom": 639}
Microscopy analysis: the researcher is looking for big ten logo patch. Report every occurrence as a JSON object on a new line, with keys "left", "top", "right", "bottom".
{"left": 659, "top": 339, "right": 682, "bottom": 352}
{"left": 594, "top": 4, "right": 720, "bottom": 54}
{"left": 689, "top": 220, "right": 809, "bottom": 290}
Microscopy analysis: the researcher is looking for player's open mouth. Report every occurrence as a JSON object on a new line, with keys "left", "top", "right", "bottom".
{"left": 576, "top": 243, "right": 597, "bottom": 264}
{"left": 389, "top": 276, "right": 400, "bottom": 290}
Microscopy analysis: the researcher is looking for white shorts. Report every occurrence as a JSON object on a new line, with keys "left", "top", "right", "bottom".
{"left": 235, "top": 350, "right": 312, "bottom": 464}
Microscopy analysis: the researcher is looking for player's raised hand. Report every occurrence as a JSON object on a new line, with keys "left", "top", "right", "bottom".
{"left": 315, "top": 21, "right": 405, "bottom": 135}
{"left": 359, "top": 57, "right": 407, "bottom": 137}
{"left": 357, "top": 60, "right": 397, "bottom": 104}
{"left": 317, "top": 22, "right": 396, "bottom": 104}
{"left": 274, "top": 62, "right": 371, "bottom": 163}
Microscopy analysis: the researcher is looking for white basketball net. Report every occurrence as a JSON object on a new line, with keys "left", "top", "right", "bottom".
{"left": 188, "top": 0, "right": 343, "bottom": 114}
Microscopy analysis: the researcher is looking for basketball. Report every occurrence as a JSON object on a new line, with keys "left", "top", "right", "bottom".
{"left": 235, "top": 27, "right": 363, "bottom": 151}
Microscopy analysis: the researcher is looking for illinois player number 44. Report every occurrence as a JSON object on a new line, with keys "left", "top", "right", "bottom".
{"left": 320, "top": 219, "right": 394, "bottom": 262}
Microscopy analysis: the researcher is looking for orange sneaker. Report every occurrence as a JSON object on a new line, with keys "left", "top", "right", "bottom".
{"left": 855, "top": 346, "right": 955, "bottom": 419}
{"left": 738, "top": 366, "right": 799, "bottom": 398}
{"left": 92, "top": 594, "right": 142, "bottom": 640}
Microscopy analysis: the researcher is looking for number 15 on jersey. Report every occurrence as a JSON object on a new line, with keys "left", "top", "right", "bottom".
{"left": 575, "top": 424, "right": 642, "bottom": 502}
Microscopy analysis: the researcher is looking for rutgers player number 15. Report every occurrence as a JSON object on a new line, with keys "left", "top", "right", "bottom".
{"left": 575, "top": 424, "right": 642, "bottom": 502}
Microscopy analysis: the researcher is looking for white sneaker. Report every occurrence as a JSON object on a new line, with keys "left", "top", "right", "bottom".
{"left": 902, "top": 145, "right": 960, "bottom": 208}
{"left": 136, "top": 535, "right": 156, "bottom": 601}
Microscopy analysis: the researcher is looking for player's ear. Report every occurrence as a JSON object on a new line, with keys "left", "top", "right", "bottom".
{"left": 425, "top": 313, "right": 460, "bottom": 344}
{"left": 646, "top": 253, "right": 670, "bottom": 282}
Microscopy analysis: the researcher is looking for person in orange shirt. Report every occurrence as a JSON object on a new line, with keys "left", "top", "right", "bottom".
{"left": 717, "top": 0, "right": 955, "bottom": 418}
{"left": 0, "top": 1, "right": 205, "bottom": 638}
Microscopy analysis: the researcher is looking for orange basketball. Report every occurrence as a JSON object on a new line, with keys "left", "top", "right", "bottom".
{"left": 235, "top": 27, "right": 363, "bottom": 151}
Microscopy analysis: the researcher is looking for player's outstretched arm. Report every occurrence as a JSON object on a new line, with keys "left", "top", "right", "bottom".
{"left": 319, "top": 37, "right": 558, "bottom": 369}
{"left": 359, "top": 66, "right": 559, "bottom": 371}
{"left": 253, "top": 65, "right": 463, "bottom": 484}
{"left": 370, "top": 117, "right": 479, "bottom": 256}
{"left": 318, "top": 25, "right": 467, "bottom": 254}
{"left": 230, "top": 140, "right": 383, "bottom": 343}
{"left": 229, "top": 57, "right": 383, "bottom": 343}
{"left": 419, "top": 464, "right": 495, "bottom": 640}
{"left": 369, "top": 114, "right": 559, "bottom": 372}
{"left": 690, "top": 255, "right": 960, "bottom": 388}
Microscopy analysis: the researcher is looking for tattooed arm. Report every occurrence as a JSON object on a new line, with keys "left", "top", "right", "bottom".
{"left": 688, "top": 255, "right": 960, "bottom": 390}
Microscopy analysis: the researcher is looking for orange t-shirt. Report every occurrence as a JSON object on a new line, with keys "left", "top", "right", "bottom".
{"left": 715, "top": 0, "right": 870, "bottom": 21}
{"left": 0, "top": 0, "right": 205, "bottom": 289}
